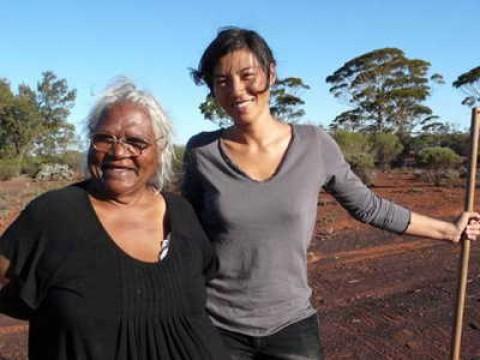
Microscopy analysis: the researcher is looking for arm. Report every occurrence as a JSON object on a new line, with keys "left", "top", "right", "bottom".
{"left": 405, "top": 211, "right": 480, "bottom": 243}
{"left": 320, "top": 130, "right": 480, "bottom": 241}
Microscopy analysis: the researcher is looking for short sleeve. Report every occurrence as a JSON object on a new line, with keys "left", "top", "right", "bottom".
{"left": 0, "top": 202, "right": 48, "bottom": 317}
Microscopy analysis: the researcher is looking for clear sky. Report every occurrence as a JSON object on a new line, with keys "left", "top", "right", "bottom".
{"left": 2, "top": 0, "right": 479, "bottom": 144}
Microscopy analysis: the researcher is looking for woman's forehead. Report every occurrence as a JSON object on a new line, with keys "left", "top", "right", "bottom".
{"left": 214, "top": 49, "right": 260, "bottom": 74}
{"left": 95, "top": 102, "right": 153, "bottom": 133}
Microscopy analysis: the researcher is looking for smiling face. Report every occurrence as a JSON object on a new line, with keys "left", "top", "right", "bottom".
{"left": 88, "top": 102, "right": 158, "bottom": 197}
{"left": 213, "top": 48, "right": 275, "bottom": 126}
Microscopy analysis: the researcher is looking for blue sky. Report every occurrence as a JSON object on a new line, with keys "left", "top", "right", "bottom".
{"left": 2, "top": 0, "right": 479, "bottom": 144}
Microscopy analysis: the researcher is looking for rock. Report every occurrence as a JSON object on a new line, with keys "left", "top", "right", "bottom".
{"left": 34, "top": 163, "right": 74, "bottom": 181}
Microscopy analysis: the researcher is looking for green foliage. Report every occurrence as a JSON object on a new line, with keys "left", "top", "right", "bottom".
{"left": 270, "top": 77, "right": 310, "bottom": 122}
{"left": 369, "top": 132, "right": 403, "bottom": 169}
{"left": 418, "top": 168, "right": 461, "bottom": 187}
{"left": 332, "top": 130, "right": 372, "bottom": 155}
{"left": 166, "top": 145, "right": 186, "bottom": 193}
{"left": 332, "top": 130, "right": 376, "bottom": 185}
{"left": 0, "top": 80, "right": 43, "bottom": 161}
{"left": 453, "top": 65, "right": 480, "bottom": 107}
{"left": 408, "top": 131, "right": 469, "bottom": 158}
{"left": 0, "top": 72, "right": 77, "bottom": 177}
{"left": 0, "top": 158, "right": 22, "bottom": 180}
{"left": 346, "top": 152, "right": 376, "bottom": 186}
{"left": 19, "top": 151, "right": 84, "bottom": 179}
{"left": 21, "top": 156, "right": 46, "bottom": 177}
{"left": 415, "top": 146, "right": 462, "bottom": 169}
{"left": 34, "top": 71, "right": 77, "bottom": 156}
{"left": 326, "top": 48, "right": 442, "bottom": 133}
{"left": 173, "top": 145, "right": 185, "bottom": 173}
{"left": 198, "top": 77, "right": 310, "bottom": 127}
{"left": 199, "top": 94, "right": 230, "bottom": 128}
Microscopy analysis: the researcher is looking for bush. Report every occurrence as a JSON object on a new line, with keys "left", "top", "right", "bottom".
{"left": 409, "top": 132, "right": 470, "bottom": 158}
{"left": 415, "top": 146, "right": 462, "bottom": 169}
{"left": 333, "top": 130, "right": 372, "bottom": 155}
{"left": 0, "top": 158, "right": 21, "bottom": 180}
{"left": 417, "top": 168, "right": 461, "bottom": 187}
{"left": 333, "top": 130, "right": 376, "bottom": 185}
{"left": 57, "top": 151, "right": 85, "bottom": 174}
{"left": 348, "top": 152, "right": 377, "bottom": 186}
{"left": 369, "top": 132, "right": 403, "bottom": 169}
{"left": 21, "top": 156, "right": 46, "bottom": 177}
{"left": 415, "top": 147, "right": 462, "bottom": 186}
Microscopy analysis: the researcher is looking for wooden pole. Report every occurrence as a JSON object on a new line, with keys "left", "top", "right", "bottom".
{"left": 450, "top": 107, "right": 480, "bottom": 360}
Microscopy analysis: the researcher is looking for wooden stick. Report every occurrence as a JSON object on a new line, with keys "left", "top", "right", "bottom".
{"left": 450, "top": 107, "right": 480, "bottom": 360}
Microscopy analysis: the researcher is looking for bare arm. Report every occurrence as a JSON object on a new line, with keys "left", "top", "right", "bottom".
{"left": 405, "top": 211, "right": 480, "bottom": 243}
{"left": 0, "top": 255, "right": 10, "bottom": 286}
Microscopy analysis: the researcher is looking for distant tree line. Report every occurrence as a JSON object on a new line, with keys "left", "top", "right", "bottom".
{"left": 1, "top": 50, "right": 479, "bottom": 184}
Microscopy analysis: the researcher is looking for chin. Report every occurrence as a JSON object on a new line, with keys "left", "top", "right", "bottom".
{"left": 100, "top": 179, "right": 138, "bottom": 196}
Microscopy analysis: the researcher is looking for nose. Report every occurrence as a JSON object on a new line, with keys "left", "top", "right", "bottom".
{"left": 108, "top": 141, "right": 130, "bottom": 158}
{"left": 230, "top": 76, "right": 246, "bottom": 95}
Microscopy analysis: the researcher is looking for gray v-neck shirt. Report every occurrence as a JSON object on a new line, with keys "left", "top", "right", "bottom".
{"left": 182, "top": 124, "right": 410, "bottom": 336}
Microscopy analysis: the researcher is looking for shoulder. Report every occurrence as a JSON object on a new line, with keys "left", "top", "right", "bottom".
{"left": 163, "top": 192, "right": 196, "bottom": 215}
{"left": 25, "top": 181, "right": 89, "bottom": 220}
{"left": 163, "top": 193, "right": 205, "bottom": 236}
{"left": 29, "top": 181, "right": 87, "bottom": 208}
{"left": 293, "top": 124, "right": 338, "bottom": 150}
{"left": 185, "top": 130, "right": 222, "bottom": 151}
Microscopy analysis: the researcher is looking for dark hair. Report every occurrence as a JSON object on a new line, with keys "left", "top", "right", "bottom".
{"left": 191, "top": 27, "right": 276, "bottom": 94}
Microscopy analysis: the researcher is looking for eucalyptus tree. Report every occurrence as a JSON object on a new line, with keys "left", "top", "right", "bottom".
{"left": 326, "top": 48, "right": 443, "bottom": 133}
{"left": 453, "top": 65, "right": 480, "bottom": 107}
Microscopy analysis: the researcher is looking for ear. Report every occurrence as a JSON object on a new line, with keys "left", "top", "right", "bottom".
{"left": 269, "top": 63, "right": 277, "bottom": 86}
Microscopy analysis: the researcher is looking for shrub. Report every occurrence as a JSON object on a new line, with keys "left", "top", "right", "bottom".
{"left": 415, "top": 146, "right": 462, "bottom": 169}
{"left": 415, "top": 147, "right": 462, "bottom": 186}
{"left": 57, "top": 151, "right": 85, "bottom": 175}
{"left": 347, "top": 152, "right": 377, "bottom": 186}
{"left": 417, "top": 169, "right": 461, "bottom": 187}
{"left": 21, "top": 156, "right": 46, "bottom": 177}
{"left": 369, "top": 132, "right": 403, "bottom": 169}
{"left": 0, "top": 158, "right": 21, "bottom": 180}
{"left": 333, "top": 130, "right": 376, "bottom": 185}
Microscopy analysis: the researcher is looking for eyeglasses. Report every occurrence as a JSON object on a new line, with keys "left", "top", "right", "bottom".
{"left": 91, "top": 133, "right": 163, "bottom": 157}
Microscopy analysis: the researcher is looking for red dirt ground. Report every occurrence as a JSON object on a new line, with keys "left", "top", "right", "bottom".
{"left": 0, "top": 171, "right": 479, "bottom": 359}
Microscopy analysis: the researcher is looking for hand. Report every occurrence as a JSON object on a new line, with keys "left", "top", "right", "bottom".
{"left": 454, "top": 212, "right": 480, "bottom": 243}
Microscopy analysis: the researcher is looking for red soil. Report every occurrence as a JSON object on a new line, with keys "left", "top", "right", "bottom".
{"left": 1, "top": 171, "right": 479, "bottom": 359}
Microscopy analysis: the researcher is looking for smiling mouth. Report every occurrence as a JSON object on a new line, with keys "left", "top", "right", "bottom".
{"left": 101, "top": 165, "right": 138, "bottom": 176}
{"left": 233, "top": 99, "right": 253, "bottom": 110}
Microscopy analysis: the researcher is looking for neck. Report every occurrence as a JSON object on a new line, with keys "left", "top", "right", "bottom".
{"left": 230, "top": 113, "right": 283, "bottom": 146}
{"left": 88, "top": 181, "right": 156, "bottom": 207}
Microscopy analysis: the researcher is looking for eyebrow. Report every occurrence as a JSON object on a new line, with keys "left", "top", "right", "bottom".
{"left": 214, "top": 66, "right": 257, "bottom": 77}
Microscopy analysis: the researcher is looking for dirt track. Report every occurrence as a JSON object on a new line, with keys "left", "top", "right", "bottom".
{"left": 1, "top": 172, "right": 479, "bottom": 359}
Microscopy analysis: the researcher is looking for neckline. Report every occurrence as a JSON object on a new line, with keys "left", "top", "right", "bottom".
{"left": 217, "top": 123, "right": 296, "bottom": 184}
{"left": 82, "top": 183, "right": 174, "bottom": 266}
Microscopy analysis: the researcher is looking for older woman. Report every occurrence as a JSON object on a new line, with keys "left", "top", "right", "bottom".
{"left": 0, "top": 81, "right": 230, "bottom": 359}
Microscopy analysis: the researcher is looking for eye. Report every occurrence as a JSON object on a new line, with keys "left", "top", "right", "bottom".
{"left": 125, "top": 137, "right": 150, "bottom": 150}
{"left": 92, "top": 133, "right": 115, "bottom": 144}
{"left": 242, "top": 72, "right": 256, "bottom": 80}
{"left": 214, "top": 77, "right": 228, "bottom": 87}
